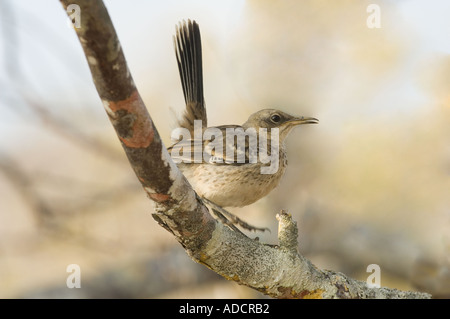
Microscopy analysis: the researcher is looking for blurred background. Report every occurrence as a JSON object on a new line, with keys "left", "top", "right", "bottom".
{"left": 0, "top": 0, "right": 449, "bottom": 298}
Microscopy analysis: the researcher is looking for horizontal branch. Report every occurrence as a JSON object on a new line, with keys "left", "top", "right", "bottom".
{"left": 60, "top": 0, "right": 431, "bottom": 299}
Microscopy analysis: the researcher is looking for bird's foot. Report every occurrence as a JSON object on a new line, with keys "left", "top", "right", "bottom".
{"left": 202, "top": 197, "right": 270, "bottom": 233}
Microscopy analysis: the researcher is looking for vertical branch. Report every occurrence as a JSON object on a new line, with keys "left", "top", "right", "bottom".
{"left": 59, "top": 0, "right": 217, "bottom": 253}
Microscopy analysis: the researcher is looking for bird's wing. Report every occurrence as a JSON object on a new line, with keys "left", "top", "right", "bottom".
{"left": 168, "top": 125, "right": 270, "bottom": 165}
{"left": 174, "top": 20, "right": 207, "bottom": 134}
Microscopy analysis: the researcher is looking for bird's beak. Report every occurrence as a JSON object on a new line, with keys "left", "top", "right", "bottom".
{"left": 288, "top": 116, "right": 319, "bottom": 126}
{"left": 279, "top": 116, "right": 318, "bottom": 139}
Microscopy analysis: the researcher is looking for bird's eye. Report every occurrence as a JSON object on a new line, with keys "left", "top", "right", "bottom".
{"left": 270, "top": 114, "right": 281, "bottom": 123}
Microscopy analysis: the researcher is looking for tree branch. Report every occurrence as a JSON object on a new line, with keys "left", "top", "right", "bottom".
{"left": 60, "top": 0, "right": 431, "bottom": 299}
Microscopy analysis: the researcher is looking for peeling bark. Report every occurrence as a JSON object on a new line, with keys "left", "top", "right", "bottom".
{"left": 60, "top": 0, "right": 431, "bottom": 299}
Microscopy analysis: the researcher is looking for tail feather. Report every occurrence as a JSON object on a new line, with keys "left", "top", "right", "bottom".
{"left": 174, "top": 20, "right": 207, "bottom": 132}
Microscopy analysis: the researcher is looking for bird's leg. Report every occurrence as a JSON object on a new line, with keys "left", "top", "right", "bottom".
{"left": 202, "top": 197, "right": 270, "bottom": 233}
{"left": 208, "top": 207, "right": 246, "bottom": 236}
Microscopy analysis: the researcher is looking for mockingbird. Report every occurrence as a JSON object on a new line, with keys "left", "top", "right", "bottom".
{"left": 169, "top": 20, "right": 318, "bottom": 231}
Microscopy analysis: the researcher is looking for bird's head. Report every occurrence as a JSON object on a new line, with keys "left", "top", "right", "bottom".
{"left": 243, "top": 109, "right": 318, "bottom": 141}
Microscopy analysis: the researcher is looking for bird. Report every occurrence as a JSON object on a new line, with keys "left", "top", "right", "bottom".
{"left": 168, "top": 20, "right": 318, "bottom": 231}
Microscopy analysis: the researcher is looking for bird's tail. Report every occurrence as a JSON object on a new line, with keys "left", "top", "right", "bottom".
{"left": 174, "top": 20, "right": 207, "bottom": 132}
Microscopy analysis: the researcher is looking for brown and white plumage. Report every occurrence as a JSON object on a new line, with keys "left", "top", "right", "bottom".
{"left": 170, "top": 20, "right": 318, "bottom": 208}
